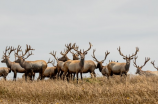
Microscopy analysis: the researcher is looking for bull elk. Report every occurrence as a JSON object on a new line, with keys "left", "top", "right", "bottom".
{"left": 41, "top": 59, "right": 58, "bottom": 79}
{"left": 1, "top": 46, "right": 27, "bottom": 81}
{"left": 133, "top": 57, "right": 158, "bottom": 76}
{"left": 63, "top": 42, "right": 93, "bottom": 83}
{"left": 91, "top": 49, "right": 110, "bottom": 76}
{"left": 50, "top": 43, "right": 76, "bottom": 79}
{"left": 106, "top": 47, "right": 139, "bottom": 79}
{"left": 14, "top": 45, "right": 47, "bottom": 81}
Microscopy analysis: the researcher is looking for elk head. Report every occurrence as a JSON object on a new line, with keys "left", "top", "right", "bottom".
{"left": 117, "top": 46, "right": 139, "bottom": 64}
{"left": 14, "top": 45, "right": 34, "bottom": 63}
{"left": 133, "top": 56, "right": 150, "bottom": 74}
{"left": 1, "top": 46, "right": 16, "bottom": 63}
{"left": 151, "top": 61, "right": 158, "bottom": 71}
{"left": 73, "top": 42, "right": 92, "bottom": 60}
{"left": 58, "top": 43, "right": 76, "bottom": 62}
{"left": 70, "top": 50, "right": 79, "bottom": 60}
{"left": 91, "top": 49, "right": 110, "bottom": 71}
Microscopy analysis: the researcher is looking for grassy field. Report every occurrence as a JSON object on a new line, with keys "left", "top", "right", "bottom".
{"left": 0, "top": 75, "right": 158, "bottom": 104}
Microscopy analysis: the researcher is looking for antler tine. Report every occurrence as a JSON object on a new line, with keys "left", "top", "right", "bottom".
{"left": 91, "top": 49, "right": 99, "bottom": 62}
{"left": 51, "top": 59, "right": 56, "bottom": 67}
{"left": 101, "top": 50, "right": 110, "bottom": 63}
{"left": 22, "top": 44, "right": 35, "bottom": 57}
{"left": 23, "top": 51, "right": 34, "bottom": 60}
{"left": 70, "top": 50, "right": 75, "bottom": 55}
{"left": 140, "top": 57, "right": 150, "bottom": 68}
{"left": 14, "top": 45, "right": 22, "bottom": 57}
{"left": 50, "top": 51, "right": 58, "bottom": 61}
{"left": 8, "top": 46, "right": 16, "bottom": 56}
{"left": 151, "top": 60, "right": 158, "bottom": 70}
{"left": 117, "top": 46, "right": 126, "bottom": 57}
{"left": 130, "top": 47, "right": 139, "bottom": 58}
{"left": 3, "top": 46, "right": 10, "bottom": 57}
{"left": 133, "top": 56, "right": 139, "bottom": 68}
{"left": 47, "top": 58, "right": 53, "bottom": 64}
{"left": 84, "top": 42, "right": 92, "bottom": 54}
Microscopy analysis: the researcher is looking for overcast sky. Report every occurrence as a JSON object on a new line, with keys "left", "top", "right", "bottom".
{"left": 0, "top": 0, "right": 158, "bottom": 79}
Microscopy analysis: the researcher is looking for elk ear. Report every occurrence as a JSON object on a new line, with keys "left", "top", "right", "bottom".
{"left": 130, "top": 57, "right": 133, "bottom": 60}
{"left": 123, "top": 57, "right": 126, "bottom": 60}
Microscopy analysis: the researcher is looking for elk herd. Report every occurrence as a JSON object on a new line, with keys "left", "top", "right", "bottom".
{"left": 0, "top": 42, "right": 158, "bottom": 83}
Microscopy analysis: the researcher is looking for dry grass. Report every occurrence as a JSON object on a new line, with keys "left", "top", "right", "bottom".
{"left": 0, "top": 75, "right": 158, "bottom": 104}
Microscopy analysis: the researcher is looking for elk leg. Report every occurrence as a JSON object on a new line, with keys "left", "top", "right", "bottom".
{"left": 33, "top": 72, "right": 35, "bottom": 80}
{"left": 66, "top": 72, "right": 70, "bottom": 82}
{"left": 80, "top": 72, "right": 83, "bottom": 81}
{"left": 4, "top": 76, "right": 6, "bottom": 81}
{"left": 76, "top": 72, "right": 78, "bottom": 84}
{"left": 25, "top": 71, "right": 28, "bottom": 82}
{"left": 73, "top": 73, "right": 75, "bottom": 81}
{"left": 14, "top": 71, "right": 17, "bottom": 81}
{"left": 59, "top": 71, "right": 63, "bottom": 79}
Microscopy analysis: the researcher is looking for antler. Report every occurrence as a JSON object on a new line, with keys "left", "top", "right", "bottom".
{"left": 101, "top": 51, "right": 110, "bottom": 63}
{"left": 14, "top": 45, "right": 22, "bottom": 57}
{"left": 47, "top": 58, "right": 56, "bottom": 67}
{"left": 23, "top": 51, "right": 34, "bottom": 60}
{"left": 3, "top": 46, "right": 10, "bottom": 58}
{"left": 50, "top": 51, "right": 58, "bottom": 62}
{"left": 130, "top": 47, "right": 139, "bottom": 58}
{"left": 8, "top": 46, "right": 16, "bottom": 56}
{"left": 140, "top": 57, "right": 150, "bottom": 68}
{"left": 60, "top": 43, "right": 76, "bottom": 56}
{"left": 22, "top": 44, "right": 35, "bottom": 57}
{"left": 117, "top": 46, "right": 126, "bottom": 58}
{"left": 83, "top": 42, "right": 92, "bottom": 54}
{"left": 91, "top": 49, "right": 99, "bottom": 62}
{"left": 151, "top": 60, "right": 158, "bottom": 70}
{"left": 133, "top": 56, "right": 139, "bottom": 68}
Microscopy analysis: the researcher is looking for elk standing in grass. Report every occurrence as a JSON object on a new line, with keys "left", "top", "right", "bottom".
{"left": 91, "top": 49, "right": 110, "bottom": 76}
{"left": 50, "top": 43, "right": 76, "bottom": 79}
{"left": 41, "top": 59, "right": 58, "bottom": 79}
{"left": 14, "top": 45, "right": 47, "bottom": 81}
{"left": 133, "top": 57, "right": 158, "bottom": 76}
{"left": 63, "top": 42, "right": 93, "bottom": 83}
{"left": 106, "top": 47, "right": 139, "bottom": 79}
{"left": 1, "top": 46, "right": 28, "bottom": 81}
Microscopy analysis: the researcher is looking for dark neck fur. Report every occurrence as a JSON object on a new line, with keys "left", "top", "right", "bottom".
{"left": 79, "top": 59, "right": 84, "bottom": 68}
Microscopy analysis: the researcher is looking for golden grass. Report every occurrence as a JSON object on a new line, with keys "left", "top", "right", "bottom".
{"left": 0, "top": 75, "right": 158, "bottom": 104}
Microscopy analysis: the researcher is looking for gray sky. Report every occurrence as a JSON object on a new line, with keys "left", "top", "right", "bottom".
{"left": 0, "top": 0, "right": 158, "bottom": 79}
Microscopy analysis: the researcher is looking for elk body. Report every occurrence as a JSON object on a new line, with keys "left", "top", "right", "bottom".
{"left": 1, "top": 46, "right": 27, "bottom": 81}
{"left": 39, "top": 59, "right": 58, "bottom": 79}
{"left": 14, "top": 45, "right": 47, "bottom": 81}
{"left": 106, "top": 47, "right": 139, "bottom": 79}
{"left": 91, "top": 49, "right": 110, "bottom": 76}
{"left": 0, "top": 67, "right": 11, "bottom": 80}
{"left": 63, "top": 42, "right": 93, "bottom": 83}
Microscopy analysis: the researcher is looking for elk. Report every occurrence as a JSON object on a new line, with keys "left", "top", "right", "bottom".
{"left": 151, "top": 61, "right": 158, "bottom": 71}
{"left": 50, "top": 43, "right": 76, "bottom": 79}
{"left": 133, "top": 57, "right": 158, "bottom": 76}
{"left": 0, "top": 67, "right": 11, "bottom": 80}
{"left": 106, "top": 47, "right": 139, "bottom": 79}
{"left": 1, "top": 46, "right": 28, "bottom": 81}
{"left": 14, "top": 45, "right": 47, "bottom": 81}
{"left": 62, "top": 42, "right": 93, "bottom": 83}
{"left": 91, "top": 49, "right": 110, "bottom": 76}
{"left": 38, "top": 59, "right": 58, "bottom": 79}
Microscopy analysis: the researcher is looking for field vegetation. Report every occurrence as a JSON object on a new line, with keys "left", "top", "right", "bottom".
{"left": 0, "top": 75, "right": 158, "bottom": 104}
